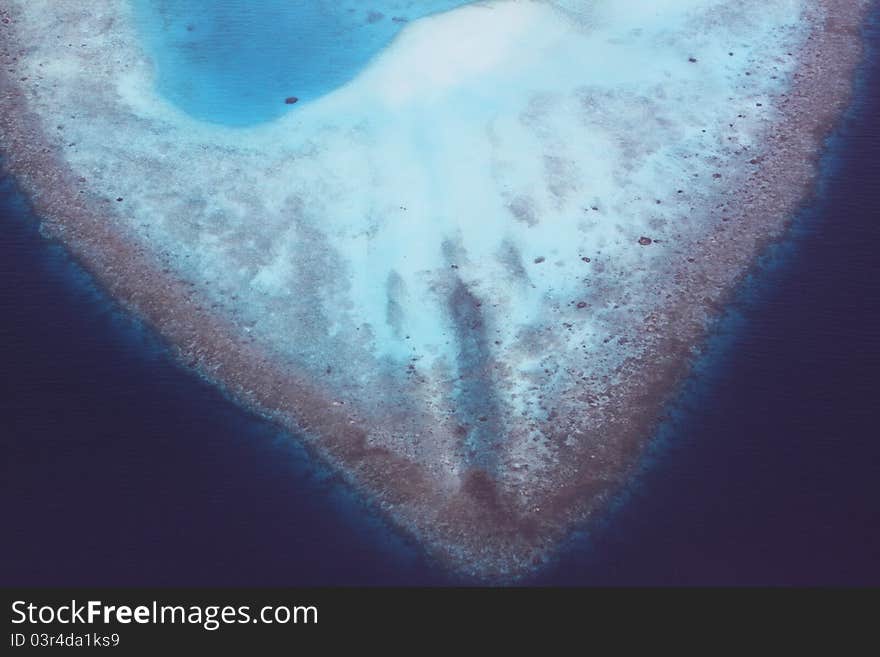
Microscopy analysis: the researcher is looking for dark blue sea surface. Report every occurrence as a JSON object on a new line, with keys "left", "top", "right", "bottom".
{"left": 2, "top": 9, "right": 879, "bottom": 586}
{"left": 0, "top": 173, "right": 446, "bottom": 585}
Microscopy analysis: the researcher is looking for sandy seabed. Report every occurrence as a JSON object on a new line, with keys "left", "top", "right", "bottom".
{"left": 0, "top": 0, "right": 872, "bottom": 579}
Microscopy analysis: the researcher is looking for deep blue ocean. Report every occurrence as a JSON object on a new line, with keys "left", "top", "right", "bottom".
{"left": 2, "top": 4, "right": 879, "bottom": 586}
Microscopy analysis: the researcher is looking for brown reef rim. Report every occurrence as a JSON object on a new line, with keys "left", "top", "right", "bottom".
{"left": 0, "top": 0, "right": 872, "bottom": 580}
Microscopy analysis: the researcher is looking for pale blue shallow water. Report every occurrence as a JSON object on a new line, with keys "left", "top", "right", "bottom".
{"left": 131, "top": 0, "right": 475, "bottom": 125}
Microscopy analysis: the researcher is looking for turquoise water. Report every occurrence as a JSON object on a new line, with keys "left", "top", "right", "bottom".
{"left": 132, "top": 0, "right": 474, "bottom": 126}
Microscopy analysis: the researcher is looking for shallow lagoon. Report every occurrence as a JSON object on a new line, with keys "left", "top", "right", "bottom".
{"left": 132, "top": 0, "right": 475, "bottom": 125}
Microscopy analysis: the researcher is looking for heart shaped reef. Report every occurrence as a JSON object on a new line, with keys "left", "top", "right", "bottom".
{"left": 0, "top": 0, "right": 869, "bottom": 579}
